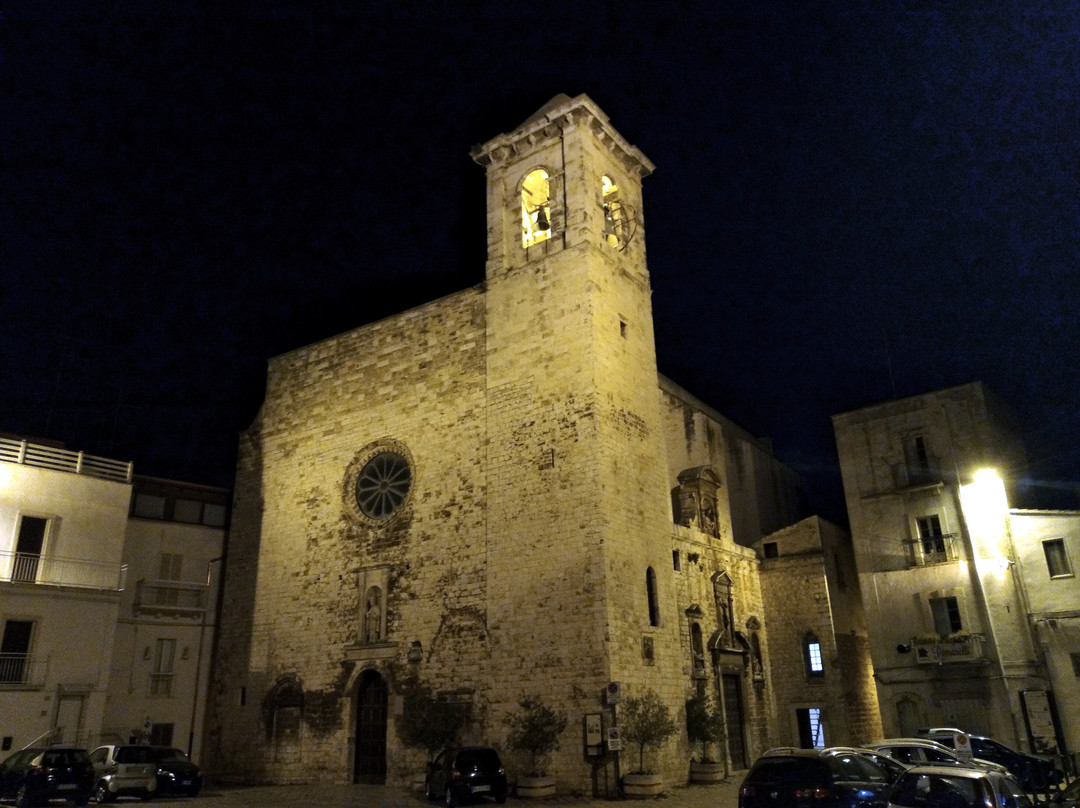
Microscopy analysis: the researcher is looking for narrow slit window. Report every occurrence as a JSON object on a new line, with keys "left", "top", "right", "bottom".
{"left": 646, "top": 566, "right": 660, "bottom": 626}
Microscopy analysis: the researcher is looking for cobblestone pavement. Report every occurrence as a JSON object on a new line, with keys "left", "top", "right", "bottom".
{"left": 139, "top": 774, "right": 746, "bottom": 808}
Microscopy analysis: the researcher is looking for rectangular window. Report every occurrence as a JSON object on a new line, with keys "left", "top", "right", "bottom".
{"left": 807, "top": 641, "right": 824, "bottom": 673}
{"left": 149, "top": 639, "right": 175, "bottom": 697}
{"left": 1043, "top": 539, "right": 1073, "bottom": 578}
{"left": 1071, "top": 653, "right": 1080, "bottom": 677}
{"left": 917, "top": 515, "right": 946, "bottom": 559}
{"left": 133, "top": 494, "right": 166, "bottom": 520}
{"left": 672, "top": 551, "right": 680, "bottom": 571}
{"left": 763, "top": 542, "right": 779, "bottom": 559}
{"left": 203, "top": 503, "right": 227, "bottom": 527}
{"left": 0, "top": 620, "right": 34, "bottom": 684}
{"left": 931, "top": 596, "right": 963, "bottom": 635}
{"left": 173, "top": 498, "right": 202, "bottom": 524}
{"left": 13, "top": 516, "right": 48, "bottom": 582}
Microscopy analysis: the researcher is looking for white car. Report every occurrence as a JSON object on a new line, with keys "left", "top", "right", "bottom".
{"left": 868, "top": 738, "right": 1009, "bottom": 775}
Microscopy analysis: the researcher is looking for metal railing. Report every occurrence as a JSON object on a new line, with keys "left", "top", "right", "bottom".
{"left": 903, "top": 533, "right": 960, "bottom": 566}
{"left": 0, "top": 551, "right": 126, "bottom": 590}
{"left": 148, "top": 673, "right": 174, "bottom": 697}
{"left": 912, "top": 634, "right": 986, "bottom": 664}
{"left": 0, "top": 653, "right": 48, "bottom": 687}
{"left": 134, "top": 579, "right": 208, "bottom": 613}
{"left": 0, "top": 437, "right": 132, "bottom": 483}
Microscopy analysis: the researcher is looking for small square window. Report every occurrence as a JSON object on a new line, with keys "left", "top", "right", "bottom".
{"left": 174, "top": 499, "right": 202, "bottom": 524}
{"left": 763, "top": 542, "right": 779, "bottom": 559}
{"left": 203, "top": 503, "right": 227, "bottom": 527}
{"left": 1043, "top": 538, "right": 1073, "bottom": 578}
{"left": 134, "top": 494, "right": 166, "bottom": 519}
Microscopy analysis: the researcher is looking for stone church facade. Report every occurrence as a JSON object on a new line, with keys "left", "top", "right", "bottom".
{"left": 205, "top": 94, "right": 878, "bottom": 793}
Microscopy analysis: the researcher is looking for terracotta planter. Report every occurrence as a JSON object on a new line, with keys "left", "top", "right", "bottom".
{"left": 689, "top": 760, "right": 726, "bottom": 784}
{"left": 516, "top": 775, "right": 556, "bottom": 798}
{"left": 623, "top": 772, "right": 663, "bottom": 798}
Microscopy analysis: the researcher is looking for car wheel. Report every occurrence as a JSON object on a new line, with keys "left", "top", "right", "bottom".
{"left": 15, "top": 785, "right": 38, "bottom": 808}
{"left": 186, "top": 785, "right": 201, "bottom": 798}
{"left": 94, "top": 781, "right": 115, "bottom": 804}
{"left": 445, "top": 786, "right": 458, "bottom": 808}
{"left": 495, "top": 787, "right": 507, "bottom": 805}
{"left": 139, "top": 791, "right": 154, "bottom": 801}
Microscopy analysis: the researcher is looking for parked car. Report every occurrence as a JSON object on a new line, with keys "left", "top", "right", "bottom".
{"left": 149, "top": 747, "right": 202, "bottom": 797}
{"left": 0, "top": 746, "right": 94, "bottom": 807}
{"left": 867, "top": 738, "right": 1009, "bottom": 775}
{"left": 739, "top": 747, "right": 895, "bottom": 808}
{"left": 424, "top": 747, "right": 507, "bottom": 806}
{"left": 919, "top": 729, "right": 1063, "bottom": 791}
{"left": 887, "top": 764, "right": 1042, "bottom": 808}
{"left": 87, "top": 745, "right": 157, "bottom": 803}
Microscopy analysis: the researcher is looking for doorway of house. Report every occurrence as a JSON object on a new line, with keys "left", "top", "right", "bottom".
{"left": 721, "top": 673, "right": 747, "bottom": 768}
{"left": 354, "top": 670, "right": 388, "bottom": 784}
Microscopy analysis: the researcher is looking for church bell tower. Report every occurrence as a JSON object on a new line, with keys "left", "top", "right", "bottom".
{"left": 472, "top": 95, "right": 683, "bottom": 790}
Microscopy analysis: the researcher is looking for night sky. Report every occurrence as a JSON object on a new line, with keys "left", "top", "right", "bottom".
{"left": 4, "top": 2, "right": 1079, "bottom": 522}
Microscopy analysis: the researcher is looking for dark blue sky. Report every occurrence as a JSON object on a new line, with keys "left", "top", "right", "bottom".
{"left": 3, "top": 2, "right": 1078, "bottom": 521}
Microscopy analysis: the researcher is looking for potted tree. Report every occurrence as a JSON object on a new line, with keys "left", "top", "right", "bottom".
{"left": 685, "top": 693, "right": 726, "bottom": 783}
{"left": 620, "top": 690, "right": 678, "bottom": 797}
{"left": 503, "top": 696, "right": 568, "bottom": 797}
{"left": 396, "top": 679, "right": 470, "bottom": 793}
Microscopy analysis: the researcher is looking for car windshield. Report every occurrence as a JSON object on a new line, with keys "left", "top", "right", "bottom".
{"left": 455, "top": 749, "right": 501, "bottom": 770}
{"left": 828, "top": 753, "right": 890, "bottom": 783}
{"left": 156, "top": 748, "right": 190, "bottom": 762}
{"left": 42, "top": 750, "right": 90, "bottom": 766}
{"left": 115, "top": 747, "right": 157, "bottom": 764}
{"left": 750, "top": 757, "right": 830, "bottom": 787}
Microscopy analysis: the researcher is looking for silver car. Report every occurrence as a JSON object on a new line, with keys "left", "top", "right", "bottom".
{"left": 887, "top": 764, "right": 1035, "bottom": 808}
{"left": 87, "top": 745, "right": 157, "bottom": 803}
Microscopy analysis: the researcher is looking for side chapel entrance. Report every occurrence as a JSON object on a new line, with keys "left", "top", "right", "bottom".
{"left": 354, "top": 669, "right": 388, "bottom": 784}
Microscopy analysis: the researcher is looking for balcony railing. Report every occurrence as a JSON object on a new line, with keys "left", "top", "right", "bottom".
{"left": 148, "top": 672, "right": 174, "bottom": 697}
{"left": 903, "top": 533, "right": 960, "bottom": 567}
{"left": 0, "top": 437, "right": 132, "bottom": 483}
{"left": 0, "top": 653, "right": 48, "bottom": 687}
{"left": 913, "top": 634, "right": 986, "bottom": 664}
{"left": 0, "top": 551, "right": 126, "bottom": 590}
{"left": 134, "top": 579, "right": 208, "bottom": 614}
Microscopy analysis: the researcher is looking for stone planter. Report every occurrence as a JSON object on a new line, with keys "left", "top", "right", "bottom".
{"left": 689, "top": 760, "right": 726, "bottom": 784}
{"left": 515, "top": 775, "right": 557, "bottom": 798}
{"left": 623, "top": 772, "right": 663, "bottom": 798}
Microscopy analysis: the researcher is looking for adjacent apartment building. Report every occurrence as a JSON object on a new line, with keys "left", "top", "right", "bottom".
{"left": 0, "top": 435, "right": 226, "bottom": 761}
{"left": 833, "top": 382, "right": 1076, "bottom": 766}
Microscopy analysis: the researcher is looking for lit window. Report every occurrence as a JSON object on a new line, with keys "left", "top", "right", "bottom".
{"left": 601, "top": 175, "right": 624, "bottom": 248}
{"left": 804, "top": 632, "right": 824, "bottom": 677}
{"left": 1043, "top": 539, "right": 1072, "bottom": 578}
{"left": 521, "top": 169, "right": 552, "bottom": 247}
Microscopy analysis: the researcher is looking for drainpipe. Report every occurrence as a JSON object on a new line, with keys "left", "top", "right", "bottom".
{"left": 187, "top": 556, "right": 222, "bottom": 759}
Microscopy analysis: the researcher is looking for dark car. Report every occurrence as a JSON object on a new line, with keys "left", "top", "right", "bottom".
{"left": 149, "top": 747, "right": 202, "bottom": 797}
{"left": 739, "top": 748, "right": 895, "bottom": 808}
{"left": 0, "top": 746, "right": 94, "bottom": 807}
{"left": 920, "top": 730, "right": 1063, "bottom": 792}
{"left": 424, "top": 747, "right": 507, "bottom": 806}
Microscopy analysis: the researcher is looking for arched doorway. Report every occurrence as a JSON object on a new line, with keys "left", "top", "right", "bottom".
{"left": 354, "top": 669, "right": 388, "bottom": 784}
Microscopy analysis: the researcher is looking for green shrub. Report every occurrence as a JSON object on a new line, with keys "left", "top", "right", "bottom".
{"left": 621, "top": 690, "right": 678, "bottom": 774}
{"left": 504, "top": 696, "right": 568, "bottom": 776}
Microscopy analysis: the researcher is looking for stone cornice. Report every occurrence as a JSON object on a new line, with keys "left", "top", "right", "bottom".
{"left": 470, "top": 93, "right": 655, "bottom": 178}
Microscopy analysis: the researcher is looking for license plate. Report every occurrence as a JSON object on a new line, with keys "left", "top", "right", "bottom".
{"left": 179, "top": 780, "right": 191, "bottom": 785}
{"left": 58, "top": 784, "right": 77, "bottom": 790}
{"left": 472, "top": 785, "right": 491, "bottom": 793}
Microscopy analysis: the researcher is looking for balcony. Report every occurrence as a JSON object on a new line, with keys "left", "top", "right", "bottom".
{"left": 0, "top": 437, "right": 132, "bottom": 483}
{"left": 903, "top": 533, "right": 960, "bottom": 567}
{"left": 0, "top": 653, "right": 48, "bottom": 688}
{"left": 134, "top": 579, "right": 209, "bottom": 615}
{"left": 912, "top": 634, "right": 987, "bottom": 664}
{"left": 0, "top": 551, "right": 126, "bottom": 591}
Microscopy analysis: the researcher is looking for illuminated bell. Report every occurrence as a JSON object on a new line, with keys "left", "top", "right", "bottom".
{"left": 535, "top": 206, "right": 551, "bottom": 231}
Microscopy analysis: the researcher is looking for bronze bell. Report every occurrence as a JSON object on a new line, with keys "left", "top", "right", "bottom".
{"left": 535, "top": 206, "right": 551, "bottom": 231}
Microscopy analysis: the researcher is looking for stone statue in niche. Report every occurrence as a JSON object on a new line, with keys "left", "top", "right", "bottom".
{"left": 701, "top": 497, "right": 718, "bottom": 537}
{"left": 363, "top": 587, "right": 382, "bottom": 643}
